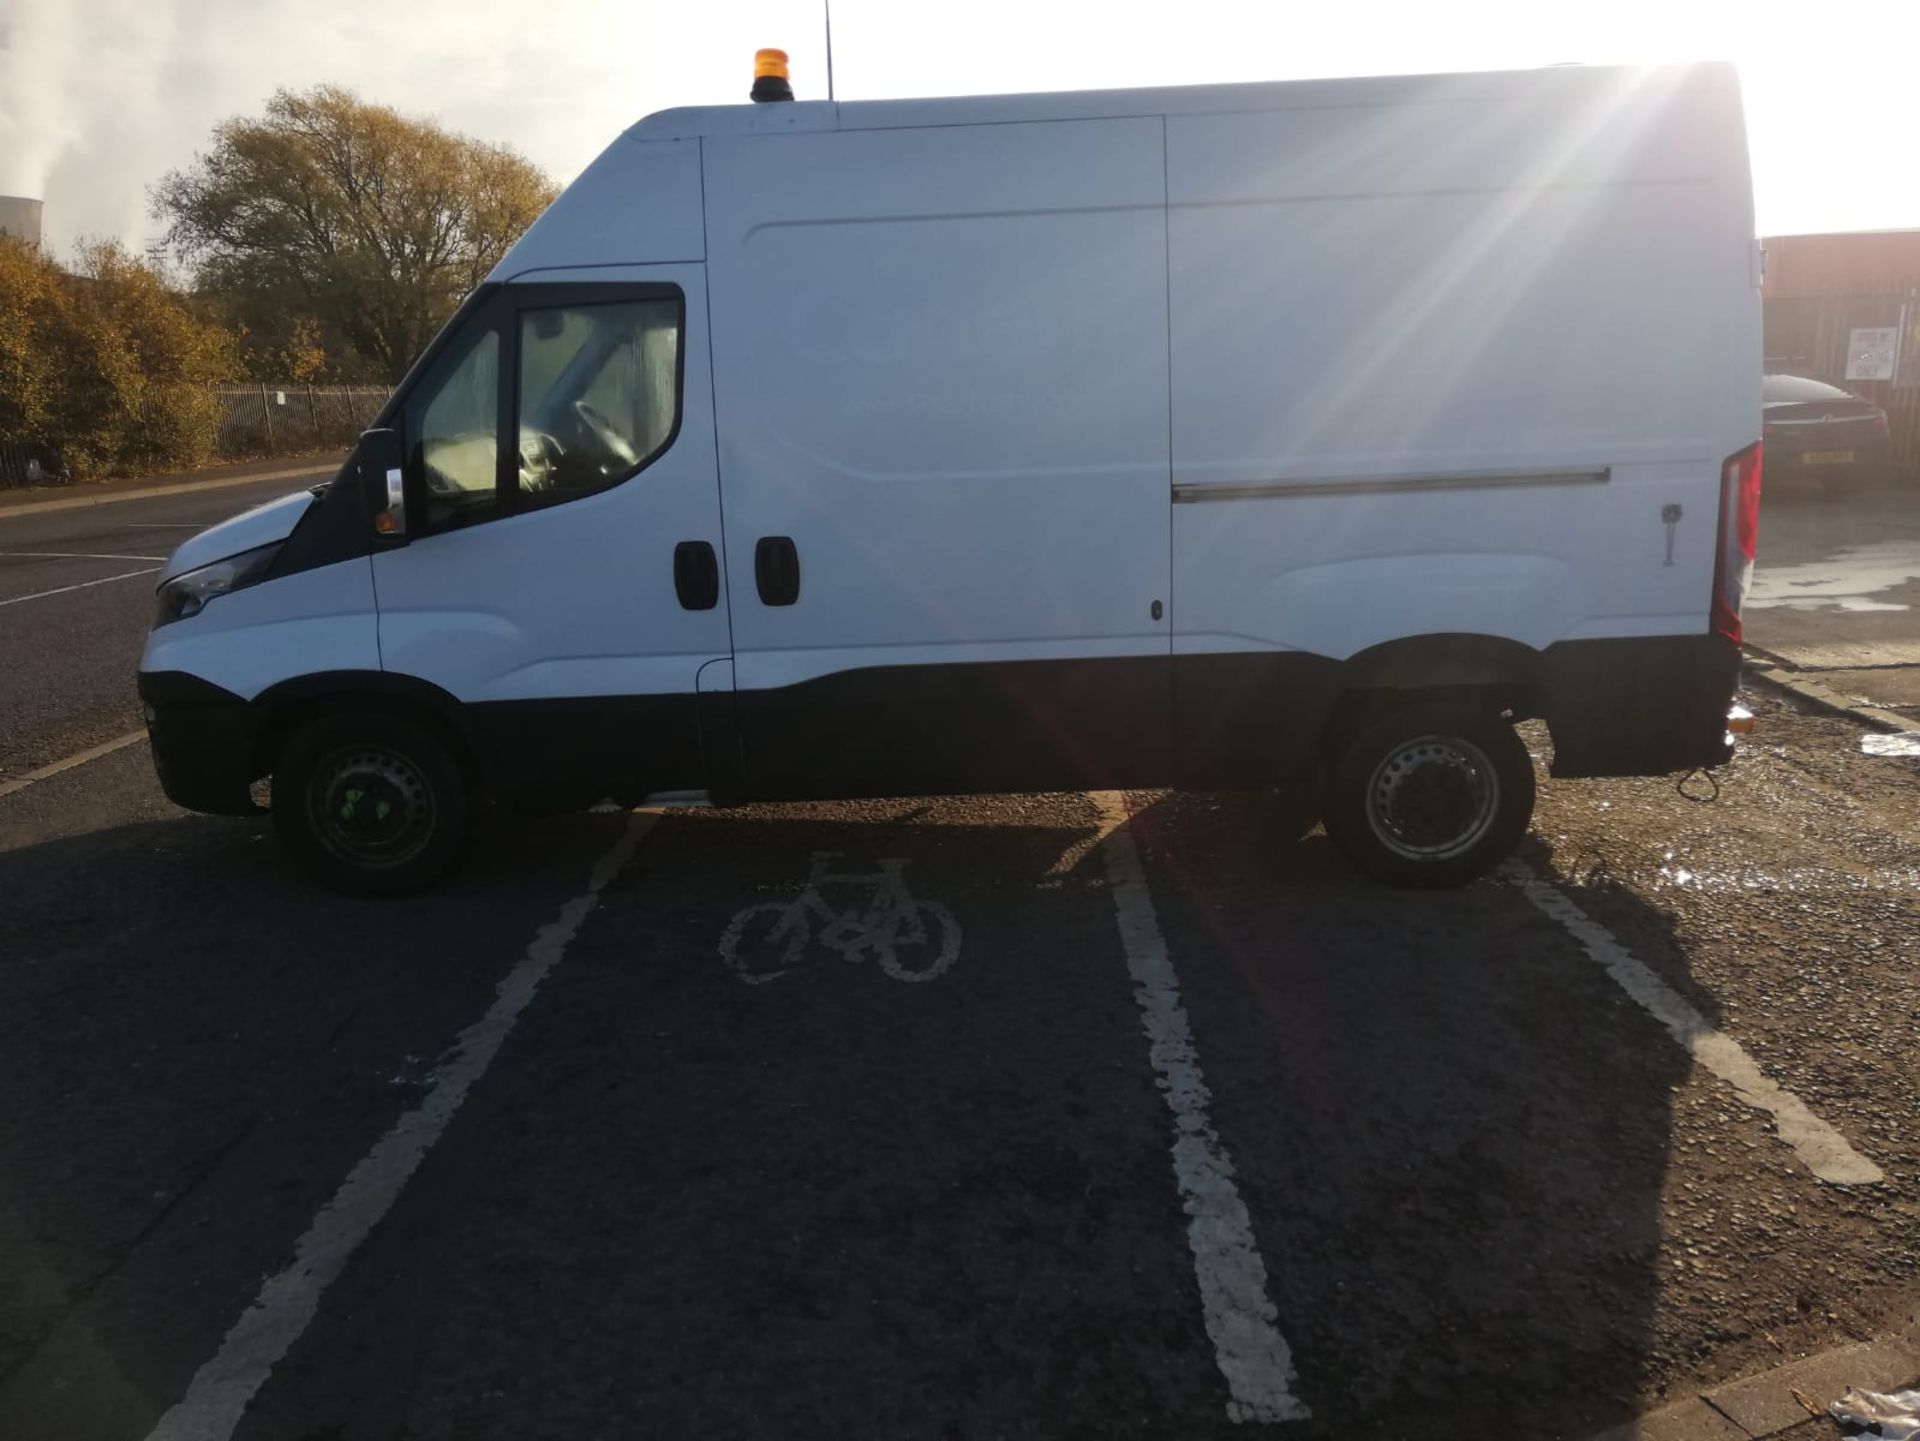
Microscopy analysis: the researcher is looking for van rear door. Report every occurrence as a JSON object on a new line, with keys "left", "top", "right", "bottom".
{"left": 704, "top": 118, "right": 1173, "bottom": 798}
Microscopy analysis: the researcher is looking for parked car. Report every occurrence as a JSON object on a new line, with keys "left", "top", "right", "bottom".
{"left": 1763, "top": 374, "right": 1889, "bottom": 493}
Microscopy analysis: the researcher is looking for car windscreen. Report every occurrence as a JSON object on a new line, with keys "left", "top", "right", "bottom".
{"left": 1763, "top": 374, "right": 1854, "bottom": 403}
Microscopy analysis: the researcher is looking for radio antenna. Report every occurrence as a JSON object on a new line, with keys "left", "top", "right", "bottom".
{"left": 824, "top": 0, "right": 837, "bottom": 102}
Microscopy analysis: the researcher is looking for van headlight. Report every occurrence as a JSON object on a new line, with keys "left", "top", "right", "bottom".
{"left": 153, "top": 543, "right": 282, "bottom": 627}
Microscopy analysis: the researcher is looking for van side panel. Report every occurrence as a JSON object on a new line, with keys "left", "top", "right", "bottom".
{"left": 1164, "top": 71, "right": 1758, "bottom": 778}
{"left": 488, "top": 138, "right": 705, "bottom": 280}
{"left": 141, "top": 559, "right": 381, "bottom": 704}
{"left": 704, "top": 119, "right": 1175, "bottom": 797}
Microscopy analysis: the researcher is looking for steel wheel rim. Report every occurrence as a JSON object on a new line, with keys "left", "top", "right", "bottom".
{"left": 1364, "top": 734, "right": 1500, "bottom": 863}
{"left": 307, "top": 744, "right": 437, "bottom": 870}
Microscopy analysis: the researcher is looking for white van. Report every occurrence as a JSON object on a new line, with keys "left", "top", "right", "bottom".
{"left": 139, "top": 61, "right": 1763, "bottom": 894}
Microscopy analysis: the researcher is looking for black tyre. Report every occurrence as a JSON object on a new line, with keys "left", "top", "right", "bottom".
{"left": 1321, "top": 702, "right": 1535, "bottom": 888}
{"left": 272, "top": 711, "right": 472, "bottom": 896}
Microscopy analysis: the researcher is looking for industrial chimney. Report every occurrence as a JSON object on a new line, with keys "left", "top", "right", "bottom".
{"left": 0, "top": 196, "right": 44, "bottom": 248}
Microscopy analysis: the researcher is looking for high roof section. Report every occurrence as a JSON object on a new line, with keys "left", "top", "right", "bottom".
{"left": 488, "top": 61, "right": 1743, "bottom": 282}
{"left": 625, "top": 62, "right": 1738, "bottom": 142}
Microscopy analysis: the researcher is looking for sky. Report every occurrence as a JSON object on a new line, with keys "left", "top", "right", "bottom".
{"left": 1, "top": 0, "right": 1916, "bottom": 260}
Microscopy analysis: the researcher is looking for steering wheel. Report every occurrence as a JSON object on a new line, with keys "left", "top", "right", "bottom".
{"left": 517, "top": 428, "right": 566, "bottom": 492}
{"left": 570, "top": 399, "right": 640, "bottom": 470}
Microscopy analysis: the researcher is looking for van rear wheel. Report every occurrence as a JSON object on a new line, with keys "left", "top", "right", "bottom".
{"left": 1321, "top": 702, "right": 1535, "bottom": 888}
{"left": 272, "top": 711, "right": 472, "bottom": 896}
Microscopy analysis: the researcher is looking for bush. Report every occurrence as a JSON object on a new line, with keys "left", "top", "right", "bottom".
{"left": 0, "top": 236, "right": 236, "bottom": 480}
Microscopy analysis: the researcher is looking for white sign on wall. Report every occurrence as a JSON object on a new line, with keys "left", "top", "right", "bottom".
{"left": 1846, "top": 326, "right": 1899, "bottom": 381}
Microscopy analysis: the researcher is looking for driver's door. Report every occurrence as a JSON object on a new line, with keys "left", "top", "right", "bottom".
{"left": 372, "top": 269, "right": 732, "bottom": 807}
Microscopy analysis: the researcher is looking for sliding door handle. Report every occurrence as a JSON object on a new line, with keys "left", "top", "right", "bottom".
{"left": 673, "top": 540, "right": 719, "bottom": 610}
{"left": 754, "top": 535, "right": 800, "bottom": 606}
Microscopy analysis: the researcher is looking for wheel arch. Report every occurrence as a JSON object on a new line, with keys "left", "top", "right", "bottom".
{"left": 1341, "top": 633, "right": 1543, "bottom": 696}
{"left": 1337, "top": 632, "right": 1543, "bottom": 712}
{"left": 1319, "top": 633, "right": 1545, "bottom": 763}
{"left": 250, "top": 671, "right": 484, "bottom": 787}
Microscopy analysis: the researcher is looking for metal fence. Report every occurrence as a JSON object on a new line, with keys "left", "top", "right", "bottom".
{"left": 213, "top": 384, "right": 391, "bottom": 459}
{"left": 0, "top": 439, "right": 62, "bottom": 488}
{"left": 0, "top": 382, "right": 392, "bottom": 489}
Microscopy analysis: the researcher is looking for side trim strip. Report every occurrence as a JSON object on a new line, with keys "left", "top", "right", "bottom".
{"left": 1172, "top": 467, "right": 1610, "bottom": 503}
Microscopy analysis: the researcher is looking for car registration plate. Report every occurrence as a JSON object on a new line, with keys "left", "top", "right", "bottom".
{"left": 1803, "top": 450, "right": 1855, "bottom": 464}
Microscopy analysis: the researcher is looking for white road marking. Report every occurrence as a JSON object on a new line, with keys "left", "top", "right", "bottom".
{"left": 142, "top": 814, "right": 655, "bottom": 1441}
{"left": 1510, "top": 863, "right": 1884, "bottom": 1186}
{"left": 0, "top": 550, "right": 166, "bottom": 562}
{"left": 1043, "top": 805, "right": 1130, "bottom": 877}
{"left": 0, "top": 729, "right": 149, "bottom": 801}
{"left": 0, "top": 567, "right": 159, "bottom": 607}
{"left": 1091, "top": 792, "right": 1309, "bottom": 1424}
{"left": 718, "top": 852, "right": 960, "bottom": 984}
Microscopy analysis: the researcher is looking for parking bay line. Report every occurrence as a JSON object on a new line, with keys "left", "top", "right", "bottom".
{"left": 0, "top": 567, "right": 160, "bottom": 608}
{"left": 1509, "top": 863, "right": 1884, "bottom": 1186}
{"left": 0, "top": 550, "right": 167, "bottom": 562}
{"left": 142, "top": 813, "right": 656, "bottom": 1441}
{"left": 1091, "top": 792, "right": 1310, "bottom": 1425}
{"left": 0, "top": 729, "right": 150, "bottom": 801}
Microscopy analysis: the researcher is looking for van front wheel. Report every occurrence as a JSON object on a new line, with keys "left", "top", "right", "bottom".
{"left": 273, "top": 711, "right": 472, "bottom": 896}
{"left": 1321, "top": 703, "right": 1535, "bottom": 888}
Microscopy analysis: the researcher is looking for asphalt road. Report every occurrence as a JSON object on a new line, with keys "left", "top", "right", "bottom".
{"left": 0, "top": 467, "right": 338, "bottom": 782}
{"left": 2, "top": 474, "right": 1918, "bottom": 1440}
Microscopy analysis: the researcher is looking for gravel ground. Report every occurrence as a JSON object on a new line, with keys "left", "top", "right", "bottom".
{"left": 1530, "top": 682, "right": 1920, "bottom": 1410}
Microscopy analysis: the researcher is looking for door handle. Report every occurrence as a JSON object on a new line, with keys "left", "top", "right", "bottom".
{"left": 673, "top": 540, "right": 719, "bottom": 610}
{"left": 754, "top": 536, "right": 800, "bottom": 606}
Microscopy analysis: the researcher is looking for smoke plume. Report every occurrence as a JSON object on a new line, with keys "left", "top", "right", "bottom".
{"left": 0, "top": 0, "right": 694, "bottom": 262}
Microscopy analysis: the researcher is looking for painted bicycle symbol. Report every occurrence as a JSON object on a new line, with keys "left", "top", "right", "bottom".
{"left": 718, "top": 852, "right": 961, "bottom": 985}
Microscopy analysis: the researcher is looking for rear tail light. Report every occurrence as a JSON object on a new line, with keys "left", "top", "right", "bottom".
{"left": 1712, "top": 441, "right": 1763, "bottom": 644}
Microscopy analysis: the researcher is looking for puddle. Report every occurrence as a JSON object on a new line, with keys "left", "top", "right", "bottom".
{"left": 1748, "top": 541, "right": 1920, "bottom": 613}
{"left": 1862, "top": 732, "right": 1920, "bottom": 758}
{"left": 1648, "top": 861, "right": 1920, "bottom": 893}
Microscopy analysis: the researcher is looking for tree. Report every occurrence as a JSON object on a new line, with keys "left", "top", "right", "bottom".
{"left": 0, "top": 236, "right": 236, "bottom": 478}
{"left": 153, "top": 86, "right": 557, "bottom": 382}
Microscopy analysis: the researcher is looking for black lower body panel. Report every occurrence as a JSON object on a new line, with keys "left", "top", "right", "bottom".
{"left": 465, "top": 694, "right": 709, "bottom": 813}
{"left": 138, "top": 671, "right": 260, "bottom": 815}
{"left": 1540, "top": 634, "right": 1740, "bottom": 778}
{"left": 140, "top": 631, "right": 1742, "bottom": 820}
{"left": 1171, "top": 651, "right": 1344, "bottom": 788}
{"left": 730, "top": 658, "right": 1172, "bottom": 801}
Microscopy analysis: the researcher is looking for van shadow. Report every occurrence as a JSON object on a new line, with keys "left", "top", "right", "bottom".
{"left": 0, "top": 791, "right": 1705, "bottom": 1438}
{"left": 245, "top": 789, "right": 1708, "bottom": 1440}
{"left": 0, "top": 804, "right": 633, "bottom": 1411}
{"left": 1117, "top": 789, "right": 1703, "bottom": 1438}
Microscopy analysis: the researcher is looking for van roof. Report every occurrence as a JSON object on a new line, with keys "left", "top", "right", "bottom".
{"left": 625, "top": 61, "right": 1737, "bottom": 143}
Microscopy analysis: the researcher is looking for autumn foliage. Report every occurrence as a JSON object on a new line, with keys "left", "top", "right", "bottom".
{"left": 0, "top": 236, "right": 235, "bottom": 478}
{"left": 155, "top": 86, "right": 557, "bottom": 382}
{"left": 0, "top": 86, "right": 553, "bottom": 480}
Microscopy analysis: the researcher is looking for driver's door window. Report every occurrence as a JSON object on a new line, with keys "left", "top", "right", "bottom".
{"left": 411, "top": 325, "right": 502, "bottom": 533}
{"left": 516, "top": 298, "right": 681, "bottom": 511}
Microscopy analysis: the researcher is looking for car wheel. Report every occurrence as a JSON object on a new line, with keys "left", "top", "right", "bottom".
{"left": 1321, "top": 702, "right": 1536, "bottom": 888}
{"left": 272, "top": 711, "right": 472, "bottom": 896}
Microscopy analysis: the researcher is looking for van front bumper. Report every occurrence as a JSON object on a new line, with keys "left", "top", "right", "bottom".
{"left": 137, "top": 670, "right": 261, "bottom": 815}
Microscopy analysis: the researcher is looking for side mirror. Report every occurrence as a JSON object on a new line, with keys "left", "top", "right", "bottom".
{"left": 358, "top": 428, "right": 406, "bottom": 540}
